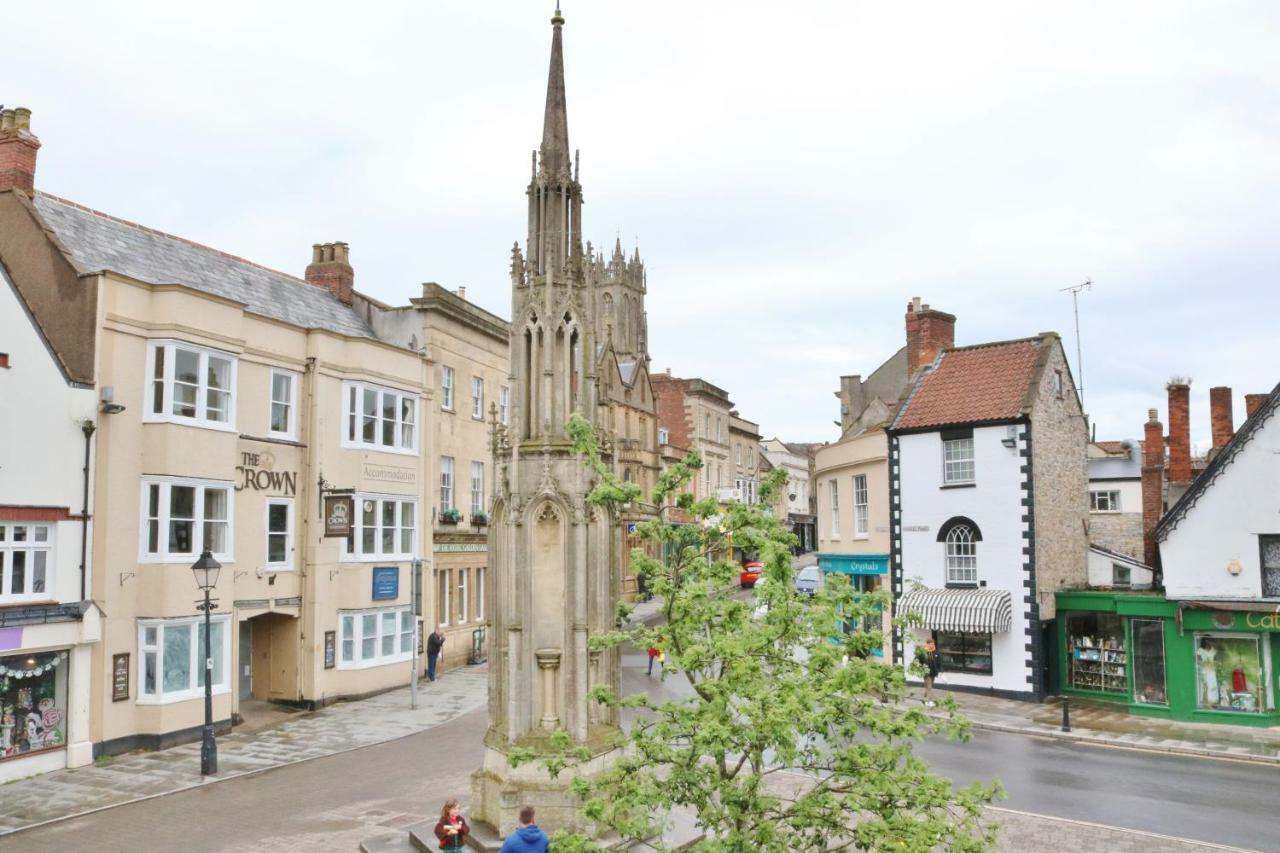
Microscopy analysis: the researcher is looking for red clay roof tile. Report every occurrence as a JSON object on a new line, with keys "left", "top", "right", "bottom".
{"left": 894, "top": 338, "right": 1044, "bottom": 430}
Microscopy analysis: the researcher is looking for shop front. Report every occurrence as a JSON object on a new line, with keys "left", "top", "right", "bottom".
{"left": 1056, "top": 591, "right": 1280, "bottom": 727}
{"left": 819, "top": 554, "right": 889, "bottom": 655}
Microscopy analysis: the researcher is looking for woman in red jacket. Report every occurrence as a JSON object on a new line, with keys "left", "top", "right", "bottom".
{"left": 434, "top": 798, "right": 470, "bottom": 852}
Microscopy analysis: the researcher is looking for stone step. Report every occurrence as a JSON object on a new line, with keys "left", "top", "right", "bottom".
{"left": 359, "top": 832, "right": 419, "bottom": 853}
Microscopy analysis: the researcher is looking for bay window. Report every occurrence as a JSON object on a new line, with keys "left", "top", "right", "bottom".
{"left": 342, "top": 381, "right": 417, "bottom": 454}
{"left": 138, "top": 616, "right": 231, "bottom": 703}
{"left": 140, "top": 477, "right": 234, "bottom": 562}
{"left": 338, "top": 606, "right": 414, "bottom": 669}
{"left": 344, "top": 495, "right": 417, "bottom": 560}
{"left": 145, "top": 340, "right": 237, "bottom": 430}
{"left": 0, "top": 523, "right": 53, "bottom": 602}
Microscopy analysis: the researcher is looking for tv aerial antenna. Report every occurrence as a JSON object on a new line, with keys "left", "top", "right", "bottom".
{"left": 1060, "top": 279, "right": 1092, "bottom": 408}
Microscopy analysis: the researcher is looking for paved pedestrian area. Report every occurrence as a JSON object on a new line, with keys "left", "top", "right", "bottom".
{"left": 0, "top": 665, "right": 488, "bottom": 836}
{"left": 989, "top": 807, "right": 1245, "bottom": 852}
{"left": 922, "top": 687, "right": 1280, "bottom": 765}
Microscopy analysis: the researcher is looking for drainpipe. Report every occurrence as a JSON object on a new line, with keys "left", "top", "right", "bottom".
{"left": 80, "top": 420, "right": 97, "bottom": 602}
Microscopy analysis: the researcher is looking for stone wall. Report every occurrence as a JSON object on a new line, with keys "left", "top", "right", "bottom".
{"left": 1089, "top": 512, "right": 1144, "bottom": 560}
{"left": 1029, "top": 339, "right": 1089, "bottom": 620}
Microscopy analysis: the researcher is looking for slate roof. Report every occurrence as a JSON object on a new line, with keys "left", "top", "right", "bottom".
{"left": 1156, "top": 381, "right": 1280, "bottom": 541}
{"left": 892, "top": 336, "right": 1047, "bottom": 431}
{"left": 32, "top": 193, "right": 374, "bottom": 338}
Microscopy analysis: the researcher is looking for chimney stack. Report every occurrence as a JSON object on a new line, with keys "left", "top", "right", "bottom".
{"left": 0, "top": 107, "right": 40, "bottom": 195}
{"left": 456, "top": 286, "right": 467, "bottom": 301}
{"left": 1209, "top": 386, "right": 1234, "bottom": 449}
{"left": 305, "top": 242, "right": 354, "bottom": 305}
{"left": 1166, "top": 381, "right": 1191, "bottom": 482}
{"left": 905, "top": 297, "right": 956, "bottom": 376}
{"left": 1141, "top": 408, "right": 1165, "bottom": 568}
{"left": 1245, "top": 393, "right": 1269, "bottom": 419}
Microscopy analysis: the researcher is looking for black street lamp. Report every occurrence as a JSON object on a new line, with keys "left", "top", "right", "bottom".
{"left": 191, "top": 549, "right": 221, "bottom": 776}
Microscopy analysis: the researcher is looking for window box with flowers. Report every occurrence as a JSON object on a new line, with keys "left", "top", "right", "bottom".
{"left": 440, "top": 508, "right": 463, "bottom": 526}
{"left": 471, "top": 511, "right": 488, "bottom": 527}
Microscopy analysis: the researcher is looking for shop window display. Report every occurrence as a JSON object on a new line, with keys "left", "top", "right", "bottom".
{"left": 933, "top": 631, "right": 992, "bottom": 675}
{"left": 1067, "top": 612, "right": 1126, "bottom": 693}
{"left": 1195, "top": 634, "right": 1267, "bottom": 713}
{"left": 1130, "top": 619, "right": 1167, "bottom": 706}
{"left": 0, "top": 651, "right": 69, "bottom": 760}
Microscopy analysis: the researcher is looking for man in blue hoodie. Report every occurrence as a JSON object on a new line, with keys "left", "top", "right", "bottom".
{"left": 499, "top": 806, "right": 550, "bottom": 853}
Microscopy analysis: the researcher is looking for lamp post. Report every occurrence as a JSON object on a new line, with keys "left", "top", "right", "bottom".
{"left": 191, "top": 549, "right": 221, "bottom": 775}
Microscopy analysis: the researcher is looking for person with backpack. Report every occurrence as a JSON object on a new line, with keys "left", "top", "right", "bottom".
{"left": 499, "top": 806, "right": 550, "bottom": 853}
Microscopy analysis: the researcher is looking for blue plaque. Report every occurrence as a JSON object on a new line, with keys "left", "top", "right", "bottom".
{"left": 372, "top": 566, "right": 399, "bottom": 600}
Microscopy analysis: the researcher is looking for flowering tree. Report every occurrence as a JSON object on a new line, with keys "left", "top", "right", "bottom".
{"left": 515, "top": 414, "right": 1000, "bottom": 851}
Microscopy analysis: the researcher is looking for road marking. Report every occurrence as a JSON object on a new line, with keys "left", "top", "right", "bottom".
{"left": 986, "top": 805, "right": 1259, "bottom": 852}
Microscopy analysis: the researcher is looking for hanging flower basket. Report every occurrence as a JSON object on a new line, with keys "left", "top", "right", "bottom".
{"left": 471, "top": 511, "right": 489, "bottom": 527}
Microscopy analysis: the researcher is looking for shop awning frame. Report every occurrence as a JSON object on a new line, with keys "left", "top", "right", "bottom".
{"left": 1175, "top": 599, "right": 1280, "bottom": 632}
{"left": 897, "top": 587, "right": 1014, "bottom": 634}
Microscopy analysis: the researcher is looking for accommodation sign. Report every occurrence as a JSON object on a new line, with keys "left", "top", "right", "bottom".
{"left": 236, "top": 450, "right": 297, "bottom": 495}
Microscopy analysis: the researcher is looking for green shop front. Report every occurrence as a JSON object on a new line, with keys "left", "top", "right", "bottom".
{"left": 1056, "top": 591, "right": 1280, "bottom": 726}
{"left": 818, "top": 554, "right": 889, "bottom": 659}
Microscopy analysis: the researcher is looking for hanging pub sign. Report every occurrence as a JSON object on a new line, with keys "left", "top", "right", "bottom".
{"left": 324, "top": 495, "right": 354, "bottom": 538}
{"left": 112, "top": 653, "right": 130, "bottom": 702}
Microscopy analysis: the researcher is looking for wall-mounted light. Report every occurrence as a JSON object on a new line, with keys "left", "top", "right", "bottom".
{"left": 99, "top": 385, "right": 126, "bottom": 415}
{"left": 1227, "top": 559, "right": 1243, "bottom": 576}
{"left": 1001, "top": 425, "right": 1018, "bottom": 448}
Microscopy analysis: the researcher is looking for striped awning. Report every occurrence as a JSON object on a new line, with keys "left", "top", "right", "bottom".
{"left": 897, "top": 588, "right": 1014, "bottom": 634}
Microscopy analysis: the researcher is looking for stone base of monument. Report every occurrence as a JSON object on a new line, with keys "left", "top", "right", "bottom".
{"left": 359, "top": 811, "right": 702, "bottom": 853}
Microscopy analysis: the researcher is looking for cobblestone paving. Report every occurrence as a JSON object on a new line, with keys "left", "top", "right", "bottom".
{"left": 0, "top": 665, "right": 487, "bottom": 836}
{"left": 921, "top": 688, "right": 1280, "bottom": 765}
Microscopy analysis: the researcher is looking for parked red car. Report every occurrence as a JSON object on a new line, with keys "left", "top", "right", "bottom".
{"left": 739, "top": 561, "right": 763, "bottom": 588}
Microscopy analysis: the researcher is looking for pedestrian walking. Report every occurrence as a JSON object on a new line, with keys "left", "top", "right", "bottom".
{"left": 916, "top": 637, "right": 942, "bottom": 706}
{"left": 427, "top": 625, "right": 446, "bottom": 682}
{"left": 498, "top": 805, "right": 549, "bottom": 853}
{"left": 647, "top": 643, "right": 660, "bottom": 677}
{"left": 433, "top": 798, "right": 470, "bottom": 851}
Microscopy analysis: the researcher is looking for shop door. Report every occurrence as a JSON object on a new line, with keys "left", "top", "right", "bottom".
{"left": 238, "top": 620, "right": 253, "bottom": 701}
{"left": 1041, "top": 620, "right": 1059, "bottom": 696}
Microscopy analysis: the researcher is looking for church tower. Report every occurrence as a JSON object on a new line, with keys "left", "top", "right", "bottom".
{"left": 472, "top": 6, "right": 624, "bottom": 840}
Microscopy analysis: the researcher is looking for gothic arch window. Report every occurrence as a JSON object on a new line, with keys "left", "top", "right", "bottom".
{"left": 602, "top": 292, "right": 614, "bottom": 321}
{"left": 941, "top": 518, "right": 981, "bottom": 586}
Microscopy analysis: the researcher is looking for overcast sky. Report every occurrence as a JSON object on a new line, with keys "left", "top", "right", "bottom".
{"left": 6, "top": 1, "right": 1277, "bottom": 450}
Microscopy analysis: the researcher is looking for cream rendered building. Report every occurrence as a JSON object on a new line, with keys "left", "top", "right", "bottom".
{"left": 652, "top": 374, "right": 734, "bottom": 503}
{"left": 363, "top": 282, "right": 509, "bottom": 671}
{"left": 813, "top": 429, "right": 893, "bottom": 656}
{"left": 0, "top": 118, "right": 433, "bottom": 756}
{"left": 729, "top": 412, "right": 763, "bottom": 505}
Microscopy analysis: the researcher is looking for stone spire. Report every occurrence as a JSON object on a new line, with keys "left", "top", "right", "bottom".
{"left": 539, "top": 3, "right": 571, "bottom": 180}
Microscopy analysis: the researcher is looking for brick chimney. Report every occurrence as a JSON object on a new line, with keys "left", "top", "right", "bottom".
{"left": 0, "top": 107, "right": 40, "bottom": 195}
{"left": 1166, "top": 381, "right": 1191, "bottom": 482}
{"left": 305, "top": 242, "right": 354, "bottom": 305}
{"left": 1209, "top": 386, "right": 1233, "bottom": 449}
{"left": 1141, "top": 408, "right": 1165, "bottom": 568}
{"left": 905, "top": 297, "right": 956, "bottom": 376}
{"left": 1245, "top": 393, "right": 1269, "bottom": 419}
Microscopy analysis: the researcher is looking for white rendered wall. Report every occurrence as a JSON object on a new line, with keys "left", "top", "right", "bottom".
{"left": 0, "top": 267, "right": 98, "bottom": 605}
{"left": 1087, "top": 478, "right": 1141, "bottom": 513}
{"left": 1161, "top": 412, "right": 1280, "bottom": 599}
{"left": 897, "top": 424, "right": 1031, "bottom": 693}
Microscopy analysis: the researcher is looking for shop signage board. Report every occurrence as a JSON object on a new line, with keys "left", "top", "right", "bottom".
{"left": 324, "top": 495, "right": 354, "bottom": 537}
{"left": 323, "top": 631, "right": 336, "bottom": 669}
{"left": 372, "top": 566, "right": 400, "bottom": 601}
{"left": 112, "top": 653, "right": 130, "bottom": 701}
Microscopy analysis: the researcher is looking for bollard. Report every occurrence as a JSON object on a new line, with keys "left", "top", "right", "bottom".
{"left": 1060, "top": 695, "right": 1071, "bottom": 732}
